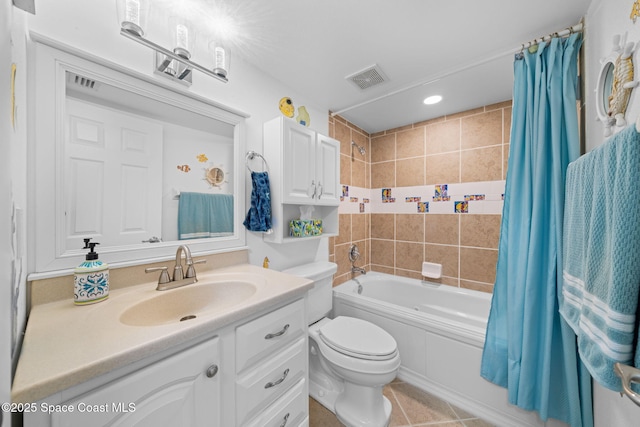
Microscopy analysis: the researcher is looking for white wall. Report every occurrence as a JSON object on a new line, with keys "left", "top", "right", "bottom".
{"left": 585, "top": 0, "right": 640, "bottom": 150}
{"left": 1, "top": 2, "right": 13, "bottom": 424}
{"left": 584, "top": 0, "right": 640, "bottom": 423}
{"left": 24, "top": 0, "right": 331, "bottom": 273}
{"left": 4, "top": 1, "right": 30, "bottom": 426}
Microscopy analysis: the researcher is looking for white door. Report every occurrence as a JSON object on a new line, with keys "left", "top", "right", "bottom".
{"left": 315, "top": 134, "right": 340, "bottom": 206}
{"left": 64, "top": 98, "right": 163, "bottom": 251}
{"left": 282, "top": 120, "right": 316, "bottom": 204}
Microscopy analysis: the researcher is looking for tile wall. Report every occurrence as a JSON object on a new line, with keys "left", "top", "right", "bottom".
{"left": 328, "top": 100, "right": 512, "bottom": 293}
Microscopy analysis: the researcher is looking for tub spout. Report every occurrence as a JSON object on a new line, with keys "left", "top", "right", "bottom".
{"left": 351, "top": 266, "right": 367, "bottom": 275}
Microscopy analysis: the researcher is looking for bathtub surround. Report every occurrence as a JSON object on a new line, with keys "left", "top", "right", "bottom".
{"left": 481, "top": 33, "right": 592, "bottom": 427}
{"left": 329, "top": 101, "right": 511, "bottom": 291}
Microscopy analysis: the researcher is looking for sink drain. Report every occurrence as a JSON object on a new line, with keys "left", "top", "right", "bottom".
{"left": 180, "top": 315, "right": 196, "bottom": 322}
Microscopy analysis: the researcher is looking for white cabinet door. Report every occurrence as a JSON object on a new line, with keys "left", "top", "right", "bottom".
{"left": 314, "top": 134, "right": 340, "bottom": 206}
{"left": 282, "top": 120, "right": 316, "bottom": 204}
{"left": 51, "top": 338, "right": 221, "bottom": 427}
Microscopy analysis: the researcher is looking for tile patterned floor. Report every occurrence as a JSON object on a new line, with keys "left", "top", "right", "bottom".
{"left": 309, "top": 379, "right": 495, "bottom": 427}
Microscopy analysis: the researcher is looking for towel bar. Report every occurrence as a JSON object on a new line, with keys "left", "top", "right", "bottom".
{"left": 245, "top": 151, "right": 268, "bottom": 173}
{"left": 614, "top": 362, "right": 640, "bottom": 406}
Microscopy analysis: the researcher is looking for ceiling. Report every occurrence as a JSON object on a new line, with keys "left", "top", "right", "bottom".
{"left": 173, "top": 0, "right": 592, "bottom": 134}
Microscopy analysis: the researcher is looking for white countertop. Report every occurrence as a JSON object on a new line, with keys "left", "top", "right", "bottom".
{"left": 12, "top": 264, "right": 312, "bottom": 403}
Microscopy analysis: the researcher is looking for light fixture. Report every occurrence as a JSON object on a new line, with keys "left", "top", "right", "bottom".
{"left": 116, "top": 0, "right": 229, "bottom": 86}
{"left": 210, "top": 41, "right": 230, "bottom": 79}
{"left": 423, "top": 95, "right": 443, "bottom": 105}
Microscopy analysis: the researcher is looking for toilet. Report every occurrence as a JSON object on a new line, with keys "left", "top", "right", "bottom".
{"left": 283, "top": 262, "right": 400, "bottom": 427}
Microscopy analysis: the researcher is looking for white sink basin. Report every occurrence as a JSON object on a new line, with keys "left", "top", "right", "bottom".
{"left": 120, "top": 280, "right": 257, "bottom": 326}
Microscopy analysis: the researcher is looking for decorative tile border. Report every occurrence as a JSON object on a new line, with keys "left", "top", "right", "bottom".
{"left": 338, "top": 180, "right": 505, "bottom": 215}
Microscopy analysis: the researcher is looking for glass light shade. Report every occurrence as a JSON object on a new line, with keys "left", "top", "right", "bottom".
{"left": 169, "top": 15, "right": 196, "bottom": 59}
{"left": 210, "top": 42, "right": 230, "bottom": 79}
{"left": 116, "top": 0, "right": 150, "bottom": 36}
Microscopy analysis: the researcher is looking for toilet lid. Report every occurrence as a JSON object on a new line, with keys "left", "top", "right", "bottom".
{"left": 318, "top": 316, "right": 398, "bottom": 361}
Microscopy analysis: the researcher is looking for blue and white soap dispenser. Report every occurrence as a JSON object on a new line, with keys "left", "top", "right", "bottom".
{"left": 74, "top": 238, "right": 109, "bottom": 305}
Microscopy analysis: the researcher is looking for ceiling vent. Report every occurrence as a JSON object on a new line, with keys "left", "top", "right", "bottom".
{"left": 346, "top": 64, "right": 388, "bottom": 90}
{"left": 67, "top": 72, "right": 99, "bottom": 91}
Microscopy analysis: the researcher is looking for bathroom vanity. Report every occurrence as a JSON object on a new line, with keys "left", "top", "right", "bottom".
{"left": 18, "top": 35, "right": 324, "bottom": 427}
{"left": 13, "top": 264, "right": 313, "bottom": 427}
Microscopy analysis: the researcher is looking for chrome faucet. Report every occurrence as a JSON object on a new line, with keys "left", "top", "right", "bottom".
{"left": 173, "top": 244, "right": 193, "bottom": 281}
{"left": 351, "top": 265, "right": 367, "bottom": 275}
{"left": 145, "top": 245, "right": 206, "bottom": 291}
{"left": 349, "top": 244, "right": 366, "bottom": 275}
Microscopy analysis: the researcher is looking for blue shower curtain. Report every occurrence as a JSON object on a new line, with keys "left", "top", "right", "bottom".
{"left": 480, "top": 33, "right": 592, "bottom": 427}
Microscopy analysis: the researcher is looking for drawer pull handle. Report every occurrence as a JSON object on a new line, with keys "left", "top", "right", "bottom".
{"left": 279, "top": 413, "right": 290, "bottom": 427}
{"left": 265, "top": 324, "right": 290, "bottom": 340}
{"left": 264, "top": 368, "right": 289, "bottom": 389}
{"left": 206, "top": 364, "right": 219, "bottom": 378}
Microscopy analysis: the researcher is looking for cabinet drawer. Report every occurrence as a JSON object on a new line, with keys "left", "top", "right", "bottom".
{"left": 236, "top": 299, "right": 305, "bottom": 372}
{"left": 243, "top": 378, "right": 307, "bottom": 427}
{"left": 236, "top": 337, "right": 306, "bottom": 424}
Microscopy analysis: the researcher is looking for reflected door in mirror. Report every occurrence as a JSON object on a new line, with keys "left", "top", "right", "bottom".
{"left": 65, "top": 98, "right": 163, "bottom": 250}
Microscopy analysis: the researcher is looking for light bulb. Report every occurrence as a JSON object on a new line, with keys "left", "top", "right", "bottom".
{"left": 176, "top": 24, "right": 189, "bottom": 51}
{"left": 125, "top": 0, "right": 140, "bottom": 24}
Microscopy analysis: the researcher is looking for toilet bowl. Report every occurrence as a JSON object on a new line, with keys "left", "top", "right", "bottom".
{"left": 283, "top": 262, "right": 400, "bottom": 427}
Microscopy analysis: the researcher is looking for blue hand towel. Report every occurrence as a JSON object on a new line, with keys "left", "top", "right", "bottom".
{"left": 244, "top": 171, "right": 272, "bottom": 232}
{"left": 178, "top": 192, "right": 234, "bottom": 239}
{"left": 560, "top": 124, "right": 640, "bottom": 391}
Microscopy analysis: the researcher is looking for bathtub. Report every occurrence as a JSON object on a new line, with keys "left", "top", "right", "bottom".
{"left": 332, "top": 273, "right": 555, "bottom": 427}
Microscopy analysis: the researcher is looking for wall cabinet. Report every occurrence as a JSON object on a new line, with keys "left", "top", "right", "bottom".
{"left": 263, "top": 117, "right": 340, "bottom": 243}
{"left": 24, "top": 298, "right": 308, "bottom": 427}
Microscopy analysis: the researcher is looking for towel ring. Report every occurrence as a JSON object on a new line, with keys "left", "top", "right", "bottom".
{"left": 246, "top": 151, "right": 267, "bottom": 173}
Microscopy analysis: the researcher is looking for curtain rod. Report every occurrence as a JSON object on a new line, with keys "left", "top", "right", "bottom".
{"left": 519, "top": 22, "right": 583, "bottom": 52}
{"left": 331, "top": 22, "right": 584, "bottom": 118}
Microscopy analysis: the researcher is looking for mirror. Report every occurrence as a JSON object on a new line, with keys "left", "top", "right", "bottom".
{"left": 205, "top": 167, "right": 226, "bottom": 187}
{"left": 30, "top": 38, "right": 248, "bottom": 274}
{"left": 595, "top": 34, "right": 639, "bottom": 137}
{"left": 601, "top": 62, "right": 614, "bottom": 114}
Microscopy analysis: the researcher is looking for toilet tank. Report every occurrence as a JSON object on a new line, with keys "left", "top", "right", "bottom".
{"left": 282, "top": 261, "right": 338, "bottom": 324}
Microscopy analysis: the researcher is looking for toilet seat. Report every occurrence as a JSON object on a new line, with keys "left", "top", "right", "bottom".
{"left": 318, "top": 316, "right": 398, "bottom": 361}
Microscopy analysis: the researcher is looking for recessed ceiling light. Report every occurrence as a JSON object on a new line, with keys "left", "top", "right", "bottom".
{"left": 423, "top": 95, "right": 442, "bottom": 105}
